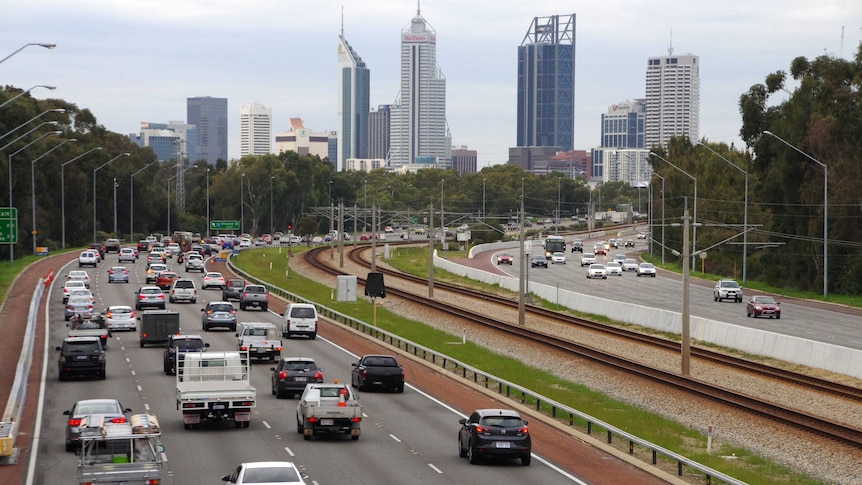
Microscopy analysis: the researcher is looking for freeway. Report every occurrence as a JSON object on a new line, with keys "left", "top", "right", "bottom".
{"left": 491, "top": 231, "right": 862, "bottom": 351}
{"left": 29, "top": 253, "right": 620, "bottom": 484}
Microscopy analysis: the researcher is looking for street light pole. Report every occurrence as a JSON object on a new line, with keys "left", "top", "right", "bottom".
{"left": 113, "top": 178, "right": 118, "bottom": 237}
{"left": 32, "top": 138, "right": 75, "bottom": 254}
{"left": 0, "top": 42, "right": 56, "bottom": 65}
{"left": 93, "top": 153, "right": 130, "bottom": 243}
{"left": 0, "top": 85, "right": 56, "bottom": 111}
{"left": 0, "top": 108, "right": 65, "bottom": 143}
{"left": 62, "top": 147, "right": 102, "bottom": 249}
{"left": 240, "top": 173, "right": 246, "bottom": 235}
{"left": 650, "top": 152, "right": 697, "bottom": 269}
{"left": 652, "top": 172, "right": 665, "bottom": 264}
{"left": 363, "top": 179, "right": 367, "bottom": 232}
{"left": 206, "top": 168, "right": 211, "bottom": 237}
{"left": 698, "top": 142, "right": 749, "bottom": 282}
{"left": 270, "top": 175, "right": 275, "bottom": 234}
{"left": 130, "top": 161, "right": 157, "bottom": 243}
{"left": 482, "top": 178, "right": 486, "bottom": 220}
{"left": 1, "top": 121, "right": 60, "bottom": 152}
{"left": 764, "top": 130, "right": 828, "bottom": 297}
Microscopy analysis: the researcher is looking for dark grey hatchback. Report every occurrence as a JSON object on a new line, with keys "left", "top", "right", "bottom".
{"left": 271, "top": 357, "right": 323, "bottom": 398}
{"left": 458, "top": 409, "right": 531, "bottom": 466}
{"left": 201, "top": 301, "right": 237, "bottom": 331}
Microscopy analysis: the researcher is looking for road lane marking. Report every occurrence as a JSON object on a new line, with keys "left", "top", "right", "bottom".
{"left": 262, "top": 421, "right": 272, "bottom": 429}
{"left": 389, "top": 434, "right": 401, "bottom": 442}
{"left": 427, "top": 463, "right": 442, "bottom": 474}
{"left": 283, "top": 446, "right": 295, "bottom": 457}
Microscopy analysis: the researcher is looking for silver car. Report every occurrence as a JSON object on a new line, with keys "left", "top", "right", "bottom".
{"left": 107, "top": 266, "right": 129, "bottom": 283}
{"left": 65, "top": 295, "right": 95, "bottom": 321}
{"left": 63, "top": 398, "right": 131, "bottom": 452}
{"left": 605, "top": 261, "right": 623, "bottom": 276}
{"left": 104, "top": 305, "right": 136, "bottom": 331}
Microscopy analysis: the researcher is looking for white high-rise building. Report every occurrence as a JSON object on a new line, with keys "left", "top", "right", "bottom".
{"left": 240, "top": 103, "right": 272, "bottom": 156}
{"left": 644, "top": 51, "right": 699, "bottom": 149}
{"left": 389, "top": 6, "right": 451, "bottom": 169}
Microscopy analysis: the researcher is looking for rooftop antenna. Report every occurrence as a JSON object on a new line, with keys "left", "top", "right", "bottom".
{"left": 668, "top": 28, "right": 674, "bottom": 56}
{"left": 341, "top": 5, "right": 344, "bottom": 37}
{"left": 417, "top": 0, "right": 421, "bottom": 16}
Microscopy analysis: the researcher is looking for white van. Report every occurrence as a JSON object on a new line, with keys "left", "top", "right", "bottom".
{"left": 281, "top": 303, "right": 318, "bottom": 339}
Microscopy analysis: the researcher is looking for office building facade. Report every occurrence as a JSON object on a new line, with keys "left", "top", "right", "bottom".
{"left": 517, "top": 14, "right": 576, "bottom": 151}
{"left": 129, "top": 121, "right": 194, "bottom": 162}
{"left": 187, "top": 96, "right": 228, "bottom": 164}
{"left": 644, "top": 51, "right": 699, "bottom": 149}
{"left": 274, "top": 119, "right": 331, "bottom": 160}
{"left": 239, "top": 103, "right": 272, "bottom": 157}
{"left": 601, "top": 99, "right": 645, "bottom": 149}
{"left": 337, "top": 33, "right": 370, "bottom": 172}
{"left": 389, "top": 7, "right": 451, "bottom": 169}
{"left": 367, "top": 105, "right": 391, "bottom": 161}
{"left": 451, "top": 146, "right": 477, "bottom": 175}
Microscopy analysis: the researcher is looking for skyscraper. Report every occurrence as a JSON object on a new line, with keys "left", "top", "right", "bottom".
{"left": 389, "top": 6, "right": 451, "bottom": 169}
{"left": 517, "top": 14, "right": 576, "bottom": 151}
{"left": 367, "top": 104, "right": 391, "bottom": 160}
{"left": 187, "top": 96, "right": 228, "bottom": 164}
{"left": 644, "top": 50, "right": 700, "bottom": 149}
{"left": 600, "top": 99, "right": 645, "bottom": 149}
{"left": 337, "top": 30, "right": 370, "bottom": 172}
{"left": 240, "top": 103, "right": 272, "bottom": 157}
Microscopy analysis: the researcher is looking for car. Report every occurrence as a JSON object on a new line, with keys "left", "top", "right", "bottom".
{"left": 570, "top": 240, "right": 583, "bottom": 253}
{"left": 359, "top": 234, "right": 370, "bottom": 241}
{"left": 623, "top": 258, "right": 639, "bottom": 272}
{"left": 156, "top": 271, "right": 179, "bottom": 291}
{"left": 201, "top": 300, "right": 237, "bottom": 331}
{"left": 202, "top": 271, "right": 226, "bottom": 289}
{"left": 134, "top": 285, "right": 166, "bottom": 310}
{"left": 184, "top": 252, "right": 205, "bottom": 272}
{"left": 550, "top": 252, "right": 567, "bottom": 264}
{"left": 271, "top": 357, "right": 324, "bottom": 398}
{"left": 222, "top": 278, "right": 246, "bottom": 301}
{"left": 593, "top": 244, "right": 606, "bottom": 256}
{"left": 458, "top": 409, "right": 531, "bottom": 466}
{"left": 62, "top": 398, "right": 130, "bottom": 451}
{"left": 66, "top": 269, "right": 91, "bottom": 288}
{"left": 146, "top": 263, "right": 167, "bottom": 284}
{"left": 239, "top": 238, "right": 252, "bottom": 248}
{"left": 636, "top": 262, "right": 657, "bottom": 277}
{"left": 311, "top": 236, "right": 324, "bottom": 244}
{"left": 104, "top": 238, "right": 121, "bottom": 253}
{"left": 78, "top": 250, "right": 99, "bottom": 267}
{"left": 624, "top": 239, "right": 635, "bottom": 248}
{"left": 166, "top": 243, "right": 181, "bottom": 257}
{"left": 87, "top": 243, "right": 106, "bottom": 261}
{"left": 168, "top": 278, "right": 197, "bottom": 303}
{"left": 580, "top": 253, "right": 596, "bottom": 267}
{"left": 220, "top": 461, "right": 307, "bottom": 485}
{"left": 530, "top": 254, "right": 547, "bottom": 268}
{"left": 65, "top": 295, "right": 95, "bottom": 321}
{"left": 239, "top": 284, "right": 269, "bottom": 311}
{"left": 103, "top": 305, "right": 136, "bottom": 331}
{"left": 714, "top": 279, "right": 743, "bottom": 302}
{"left": 56, "top": 336, "right": 105, "bottom": 383}
{"left": 118, "top": 247, "right": 137, "bottom": 262}
{"left": 587, "top": 263, "right": 607, "bottom": 279}
{"left": 606, "top": 261, "right": 623, "bottom": 276}
{"left": 67, "top": 288, "right": 94, "bottom": 303}
{"left": 107, "top": 265, "right": 129, "bottom": 283}
{"left": 163, "top": 334, "right": 209, "bottom": 375}
{"left": 62, "top": 280, "right": 87, "bottom": 303}
{"left": 637, "top": 232, "right": 647, "bottom": 239}
{"left": 147, "top": 247, "right": 166, "bottom": 264}
{"left": 612, "top": 254, "right": 628, "bottom": 267}
{"left": 496, "top": 253, "right": 514, "bottom": 265}
{"left": 747, "top": 295, "right": 781, "bottom": 319}
{"left": 137, "top": 240, "right": 150, "bottom": 252}
{"left": 609, "top": 239, "right": 620, "bottom": 249}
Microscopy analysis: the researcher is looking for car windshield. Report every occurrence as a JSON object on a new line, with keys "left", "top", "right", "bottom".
{"left": 480, "top": 416, "right": 524, "bottom": 427}
{"left": 590, "top": 264, "right": 604, "bottom": 269}
{"left": 284, "top": 361, "right": 317, "bottom": 371}
{"left": 65, "top": 341, "right": 100, "bottom": 353}
{"left": 110, "top": 307, "right": 132, "bottom": 314}
{"left": 206, "top": 273, "right": 222, "bottom": 278}
{"left": 640, "top": 263, "right": 655, "bottom": 268}
{"left": 364, "top": 356, "right": 398, "bottom": 366}
{"left": 75, "top": 401, "right": 120, "bottom": 415}
{"left": 607, "top": 262, "right": 620, "bottom": 267}
{"left": 245, "top": 286, "right": 266, "bottom": 293}
{"left": 210, "top": 303, "right": 233, "bottom": 312}
{"left": 111, "top": 267, "right": 125, "bottom": 272}
{"left": 243, "top": 466, "right": 301, "bottom": 483}
{"left": 142, "top": 288, "right": 161, "bottom": 295}
{"left": 721, "top": 281, "right": 740, "bottom": 288}
{"left": 174, "top": 339, "right": 205, "bottom": 350}
{"left": 755, "top": 296, "right": 776, "bottom": 304}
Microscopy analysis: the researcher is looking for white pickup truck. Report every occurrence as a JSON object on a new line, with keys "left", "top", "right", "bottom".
{"left": 296, "top": 382, "right": 362, "bottom": 441}
{"left": 76, "top": 413, "right": 164, "bottom": 485}
{"left": 176, "top": 351, "right": 256, "bottom": 429}
{"left": 236, "top": 322, "right": 283, "bottom": 362}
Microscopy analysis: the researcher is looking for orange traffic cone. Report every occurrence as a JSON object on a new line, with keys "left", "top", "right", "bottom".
{"left": 338, "top": 388, "right": 347, "bottom": 407}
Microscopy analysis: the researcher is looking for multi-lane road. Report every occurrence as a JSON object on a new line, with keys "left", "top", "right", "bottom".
{"left": 31, "top": 254, "right": 594, "bottom": 484}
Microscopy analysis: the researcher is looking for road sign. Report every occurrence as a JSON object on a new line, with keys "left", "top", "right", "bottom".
{"left": 210, "top": 220, "right": 240, "bottom": 231}
{"left": 0, "top": 207, "right": 18, "bottom": 244}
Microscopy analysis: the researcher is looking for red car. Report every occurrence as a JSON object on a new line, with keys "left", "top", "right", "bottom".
{"left": 156, "top": 271, "right": 179, "bottom": 291}
{"left": 746, "top": 296, "right": 780, "bottom": 319}
{"left": 496, "top": 253, "right": 514, "bottom": 265}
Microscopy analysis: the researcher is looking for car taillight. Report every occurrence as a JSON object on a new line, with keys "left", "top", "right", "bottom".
{"left": 278, "top": 371, "right": 287, "bottom": 379}
{"left": 109, "top": 417, "right": 126, "bottom": 424}
{"left": 519, "top": 426, "right": 529, "bottom": 434}
{"left": 68, "top": 418, "right": 82, "bottom": 426}
{"left": 240, "top": 345, "right": 248, "bottom": 351}
{"left": 313, "top": 371, "right": 323, "bottom": 380}
{"left": 106, "top": 311, "right": 112, "bottom": 318}
{"left": 129, "top": 311, "right": 135, "bottom": 318}
{"left": 474, "top": 425, "right": 487, "bottom": 433}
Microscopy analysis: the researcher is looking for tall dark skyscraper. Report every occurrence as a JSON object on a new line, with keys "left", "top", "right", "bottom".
{"left": 517, "top": 14, "right": 576, "bottom": 151}
{"left": 337, "top": 29, "right": 370, "bottom": 172}
{"left": 187, "top": 96, "right": 228, "bottom": 164}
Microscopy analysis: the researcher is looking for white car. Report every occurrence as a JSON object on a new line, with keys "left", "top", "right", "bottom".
{"left": 104, "top": 305, "right": 136, "bottom": 331}
{"left": 637, "top": 262, "right": 657, "bottom": 277}
{"left": 220, "top": 461, "right": 306, "bottom": 484}
{"left": 78, "top": 251, "right": 98, "bottom": 268}
{"left": 62, "top": 280, "right": 87, "bottom": 303}
{"left": 67, "top": 288, "right": 94, "bottom": 303}
{"left": 118, "top": 247, "right": 137, "bottom": 262}
{"left": 637, "top": 232, "right": 647, "bottom": 239}
{"left": 580, "top": 253, "right": 596, "bottom": 267}
{"left": 239, "top": 238, "right": 252, "bottom": 248}
{"left": 623, "top": 258, "right": 639, "bottom": 272}
{"left": 202, "top": 272, "right": 226, "bottom": 289}
{"left": 587, "top": 263, "right": 607, "bottom": 279}
{"left": 550, "top": 252, "right": 566, "bottom": 264}
{"left": 66, "top": 270, "right": 91, "bottom": 288}
{"left": 606, "top": 261, "right": 623, "bottom": 276}
{"left": 167, "top": 243, "right": 181, "bottom": 256}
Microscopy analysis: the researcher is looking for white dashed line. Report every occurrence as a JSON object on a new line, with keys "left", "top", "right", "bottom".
{"left": 136, "top": 385, "right": 142, "bottom": 392}
{"left": 283, "top": 447, "right": 295, "bottom": 457}
{"left": 262, "top": 421, "right": 272, "bottom": 429}
{"left": 144, "top": 403, "right": 150, "bottom": 411}
{"left": 427, "top": 463, "right": 442, "bottom": 474}
{"left": 389, "top": 434, "right": 401, "bottom": 443}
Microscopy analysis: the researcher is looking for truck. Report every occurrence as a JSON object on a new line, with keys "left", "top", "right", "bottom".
{"left": 176, "top": 351, "right": 256, "bottom": 429}
{"left": 76, "top": 413, "right": 164, "bottom": 485}
{"left": 138, "top": 310, "right": 180, "bottom": 348}
{"left": 295, "top": 382, "right": 362, "bottom": 440}
{"left": 238, "top": 284, "right": 269, "bottom": 311}
{"left": 68, "top": 313, "right": 111, "bottom": 350}
{"left": 236, "top": 322, "right": 283, "bottom": 361}
{"left": 350, "top": 354, "right": 405, "bottom": 392}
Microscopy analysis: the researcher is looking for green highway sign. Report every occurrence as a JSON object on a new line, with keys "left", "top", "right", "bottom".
{"left": 210, "top": 220, "right": 240, "bottom": 231}
{"left": 0, "top": 207, "right": 18, "bottom": 244}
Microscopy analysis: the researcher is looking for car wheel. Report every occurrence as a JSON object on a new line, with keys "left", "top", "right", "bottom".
{"left": 467, "top": 442, "right": 480, "bottom": 464}
{"left": 59, "top": 372, "right": 66, "bottom": 382}
{"left": 736, "top": 298, "right": 742, "bottom": 303}
{"left": 776, "top": 314, "right": 781, "bottom": 320}
{"left": 99, "top": 370, "right": 106, "bottom": 380}
{"left": 458, "top": 437, "right": 468, "bottom": 457}
{"left": 651, "top": 274, "right": 655, "bottom": 277}
{"left": 65, "top": 440, "right": 74, "bottom": 452}
{"left": 351, "top": 434, "right": 359, "bottom": 440}
{"left": 184, "top": 423, "right": 192, "bottom": 430}
{"left": 396, "top": 383, "right": 404, "bottom": 393}
{"left": 235, "top": 421, "right": 243, "bottom": 428}
{"left": 296, "top": 420, "right": 303, "bottom": 433}
{"left": 239, "top": 303, "right": 245, "bottom": 311}
{"left": 522, "top": 454, "right": 532, "bottom": 466}
{"left": 262, "top": 305, "right": 268, "bottom": 312}
{"left": 714, "top": 294, "right": 719, "bottom": 302}
{"left": 310, "top": 333, "right": 317, "bottom": 340}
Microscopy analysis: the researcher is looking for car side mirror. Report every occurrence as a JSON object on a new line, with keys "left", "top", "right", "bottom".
{"left": 200, "top": 308, "right": 205, "bottom": 312}
{"left": 55, "top": 346, "right": 62, "bottom": 351}
{"left": 459, "top": 418, "right": 467, "bottom": 425}
{"left": 204, "top": 343, "right": 210, "bottom": 347}
{"left": 269, "top": 367, "right": 276, "bottom": 371}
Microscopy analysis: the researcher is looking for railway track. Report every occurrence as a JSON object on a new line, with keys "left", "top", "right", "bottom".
{"left": 304, "top": 244, "right": 862, "bottom": 448}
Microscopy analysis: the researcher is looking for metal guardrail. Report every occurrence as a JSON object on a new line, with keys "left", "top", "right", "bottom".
{"left": 228, "top": 251, "right": 746, "bottom": 485}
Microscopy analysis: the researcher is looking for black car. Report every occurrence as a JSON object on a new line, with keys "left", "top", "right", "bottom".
{"left": 530, "top": 255, "right": 548, "bottom": 268}
{"left": 458, "top": 408, "right": 531, "bottom": 466}
{"left": 571, "top": 240, "right": 583, "bottom": 253}
{"left": 137, "top": 240, "right": 150, "bottom": 252}
{"left": 163, "top": 334, "right": 208, "bottom": 375}
{"left": 271, "top": 357, "right": 324, "bottom": 398}
{"left": 88, "top": 242, "right": 106, "bottom": 261}
{"left": 57, "top": 336, "right": 105, "bottom": 381}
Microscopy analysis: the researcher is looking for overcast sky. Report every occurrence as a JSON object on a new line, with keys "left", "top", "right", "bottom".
{"left": 4, "top": 1, "right": 861, "bottom": 167}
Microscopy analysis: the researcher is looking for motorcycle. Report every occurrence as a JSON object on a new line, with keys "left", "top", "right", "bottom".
{"left": 177, "top": 253, "right": 184, "bottom": 264}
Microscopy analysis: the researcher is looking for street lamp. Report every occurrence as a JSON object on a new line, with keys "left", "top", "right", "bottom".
{"left": 649, "top": 152, "right": 697, "bottom": 269}
{"left": 113, "top": 177, "right": 118, "bottom": 236}
{"left": 764, "top": 130, "right": 828, "bottom": 297}
{"left": 697, "top": 142, "right": 749, "bottom": 282}
{"left": 270, "top": 175, "right": 275, "bottom": 234}
{"left": 651, "top": 172, "right": 665, "bottom": 264}
{"left": 240, "top": 173, "right": 246, "bottom": 235}
{"left": 0, "top": 85, "right": 57, "bottom": 110}
{"left": 62, "top": 147, "right": 102, "bottom": 249}
{"left": 482, "top": 177, "right": 486, "bottom": 220}
{"left": 93, "top": 153, "right": 130, "bottom": 242}
{"left": 0, "top": 108, "right": 65, "bottom": 143}
{"left": 363, "top": 179, "right": 367, "bottom": 232}
{"left": 1, "top": 121, "right": 60, "bottom": 152}
{"left": 168, "top": 165, "right": 197, "bottom": 234}
{"left": 7, "top": 130, "right": 61, "bottom": 265}
{"left": 32, "top": 138, "right": 75, "bottom": 254}
{"left": 556, "top": 177, "right": 561, "bottom": 235}
{"left": 206, "top": 168, "right": 211, "bottom": 237}
{"left": 130, "top": 161, "right": 157, "bottom": 243}
{"left": 0, "top": 42, "right": 56, "bottom": 65}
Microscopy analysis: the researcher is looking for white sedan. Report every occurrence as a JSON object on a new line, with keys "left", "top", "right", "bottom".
{"left": 580, "top": 253, "right": 596, "bottom": 267}
{"left": 623, "top": 258, "right": 639, "bottom": 272}
{"left": 637, "top": 262, "right": 657, "bottom": 277}
{"left": 66, "top": 270, "right": 91, "bottom": 288}
{"left": 550, "top": 252, "right": 567, "bottom": 264}
{"left": 104, "top": 305, "right": 136, "bottom": 331}
{"left": 202, "top": 272, "right": 226, "bottom": 289}
{"left": 220, "top": 461, "right": 306, "bottom": 484}
{"left": 605, "top": 261, "right": 623, "bottom": 276}
{"left": 586, "top": 263, "right": 607, "bottom": 279}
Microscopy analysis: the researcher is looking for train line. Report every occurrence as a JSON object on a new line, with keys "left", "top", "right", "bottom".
{"left": 303, "top": 244, "right": 862, "bottom": 448}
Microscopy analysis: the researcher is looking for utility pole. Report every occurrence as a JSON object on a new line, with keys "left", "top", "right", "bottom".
{"left": 428, "top": 199, "right": 434, "bottom": 298}
{"left": 518, "top": 180, "right": 526, "bottom": 325}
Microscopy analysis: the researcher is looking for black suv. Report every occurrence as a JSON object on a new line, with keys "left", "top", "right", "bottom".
{"left": 57, "top": 336, "right": 105, "bottom": 381}
{"left": 163, "top": 334, "right": 209, "bottom": 375}
{"left": 570, "top": 240, "right": 583, "bottom": 253}
{"left": 458, "top": 409, "right": 531, "bottom": 466}
{"left": 222, "top": 278, "right": 246, "bottom": 301}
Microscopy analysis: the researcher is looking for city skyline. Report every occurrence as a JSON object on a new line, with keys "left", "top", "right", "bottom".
{"left": 4, "top": 1, "right": 861, "bottom": 167}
